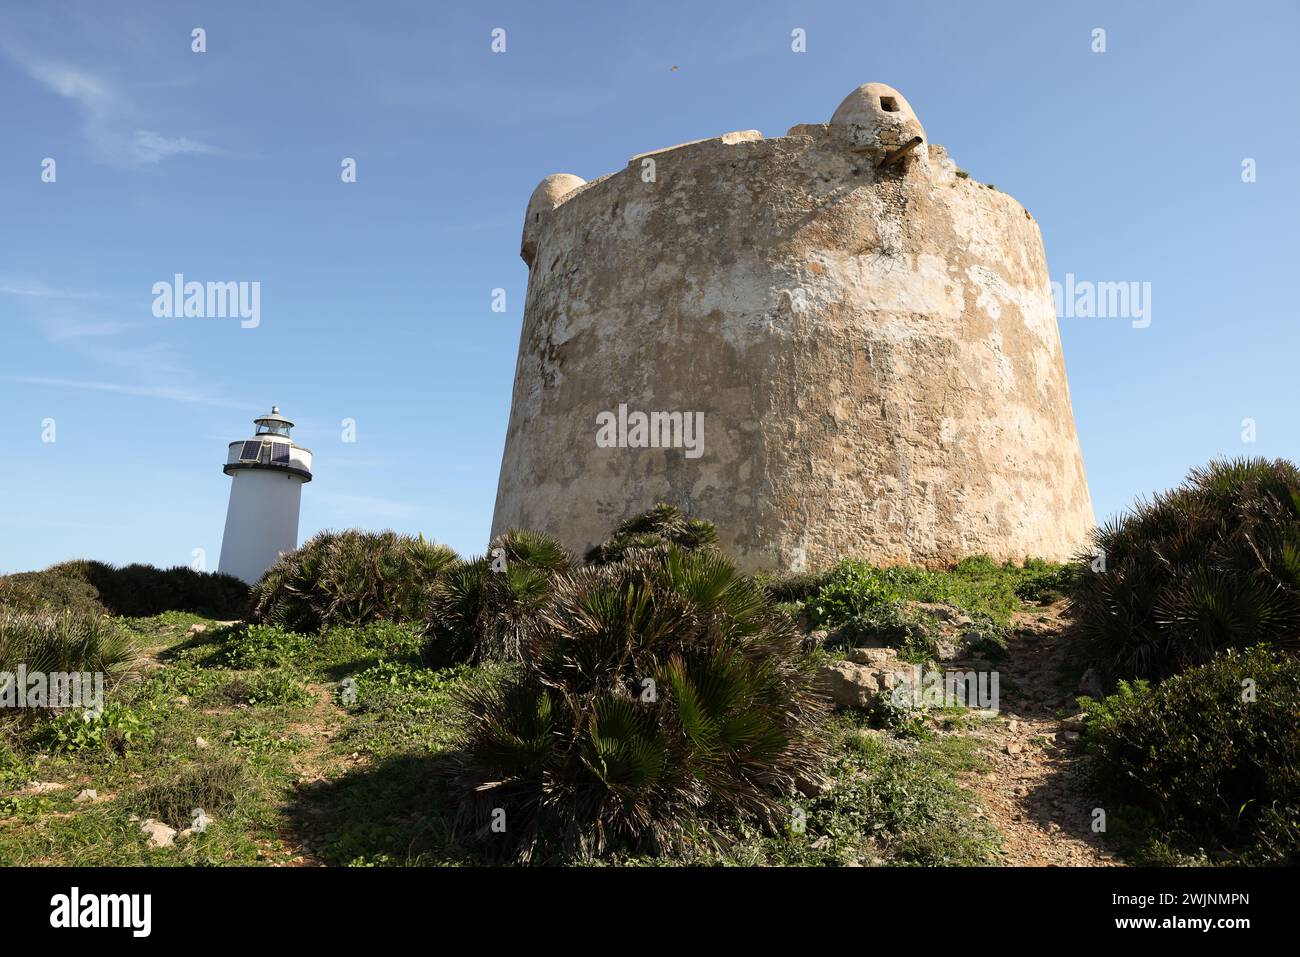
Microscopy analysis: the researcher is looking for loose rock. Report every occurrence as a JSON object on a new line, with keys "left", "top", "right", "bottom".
{"left": 1060, "top": 713, "right": 1087, "bottom": 732}
{"left": 815, "top": 661, "right": 884, "bottom": 709}
{"left": 140, "top": 819, "right": 177, "bottom": 848}
{"left": 845, "top": 646, "right": 898, "bottom": 669}
{"left": 933, "top": 638, "right": 959, "bottom": 660}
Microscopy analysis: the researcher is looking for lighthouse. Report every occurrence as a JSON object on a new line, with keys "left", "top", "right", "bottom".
{"left": 217, "top": 407, "right": 313, "bottom": 584}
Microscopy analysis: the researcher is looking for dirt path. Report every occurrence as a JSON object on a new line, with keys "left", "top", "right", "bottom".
{"left": 270, "top": 682, "right": 353, "bottom": 866}
{"left": 960, "top": 602, "right": 1118, "bottom": 866}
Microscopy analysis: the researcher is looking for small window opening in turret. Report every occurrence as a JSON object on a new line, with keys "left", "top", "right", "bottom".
{"left": 879, "top": 96, "right": 900, "bottom": 112}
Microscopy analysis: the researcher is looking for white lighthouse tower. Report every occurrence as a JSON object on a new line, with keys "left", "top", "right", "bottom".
{"left": 217, "top": 406, "right": 313, "bottom": 584}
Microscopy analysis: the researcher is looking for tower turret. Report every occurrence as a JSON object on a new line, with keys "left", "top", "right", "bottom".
{"left": 217, "top": 406, "right": 313, "bottom": 584}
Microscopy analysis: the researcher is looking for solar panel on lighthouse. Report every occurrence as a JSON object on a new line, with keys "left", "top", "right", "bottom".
{"left": 271, "top": 443, "right": 291, "bottom": 464}
{"left": 239, "top": 440, "right": 261, "bottom": 461}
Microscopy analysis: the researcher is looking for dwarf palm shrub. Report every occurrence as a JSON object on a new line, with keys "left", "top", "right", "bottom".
{"left": 1, "top": 562, "right": 247, "bottom": 619}
{"left": 423, "top": 530, "right": 572, "bottom": 666}
{"left": 0, "top": 610, "right": 140, "bottom": 700}
{"left": 452, "top": 545, "right": 829, "bottom": 861}
{"left": 1082, "top": 646, "right": 1300, "bottom": 862}
{"left": 250, "top": 530, "right": 457, "bottom": 632}
{"left": 584, "top": 503, "right": 718, "bottom": 564}
{"left": 50, "top": 561, "right": 250, "bottom": 619}
{"left": 1071, "top": 458, "right": 1300, "bottom": 680}
{"left": 0, "top": 571, "right": 104, "bottom": 617}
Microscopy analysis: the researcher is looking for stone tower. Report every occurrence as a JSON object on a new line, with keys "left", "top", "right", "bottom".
{"left": 492, "top": 83, "right": 1094, "bottom": 572}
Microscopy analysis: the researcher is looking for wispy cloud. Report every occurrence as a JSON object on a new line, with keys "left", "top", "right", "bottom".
{"left": 41, "top": 318, "right": 149, "bottom": 342}
{"left": 0, "top": 280, "right": 105, "bottom": 300}
{"left": 131, "top": 129, "right": 209, "bottom": 164}
{"left": 0, "top": 375, "right": 233, "bottom": 406}
{"left": 1, "top": 277, "right": 234, "bottom": 398}
{"left": 0, "top": 283, "right": 148, "bottom": 340}
{"left": 1, "top": 43, "right": 210, "bottom": 167}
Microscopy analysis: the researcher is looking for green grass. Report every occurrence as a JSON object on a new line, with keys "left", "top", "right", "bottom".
{"left": 795, "top": 556, "right": 1073, "bottom": 664}
{"left": 0, "top": 611, "right": 1000, "bottom": 867}
{"left": 809, "top": 555, "right": 1072, "bottom": 630}
{"left": 622, "top": 718, "right": 1000, "bottom": 867}
{"left": 763, "top": 721, "right": 998, "bottom": 866}
{"left": 0, "top": 612, "right": 512, "bottom": 866}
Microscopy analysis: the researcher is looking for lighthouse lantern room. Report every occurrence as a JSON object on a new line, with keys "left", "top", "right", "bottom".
{"left": 217, "top": 406, "right": 313, "bottom": 584}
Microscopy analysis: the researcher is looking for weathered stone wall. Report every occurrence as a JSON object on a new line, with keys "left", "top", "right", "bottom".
{"left": 492, "top": 86, "right": 1094, "bottom": 572}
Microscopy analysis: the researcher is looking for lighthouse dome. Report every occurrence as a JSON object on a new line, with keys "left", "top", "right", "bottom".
{"left": 254, "top": 405, "right": 294, "bottom": 437}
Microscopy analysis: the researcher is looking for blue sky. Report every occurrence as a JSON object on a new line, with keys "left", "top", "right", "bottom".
{"left": 1, "top": 0, "right": 1297, "bottom": 573}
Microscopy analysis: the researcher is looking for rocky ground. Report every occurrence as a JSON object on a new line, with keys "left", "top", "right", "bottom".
{"left": 815, "top": 599, "right": 1120, "bottom": 866}
{"left": 961, "top": 603, "right": 1117, "bottom": 866}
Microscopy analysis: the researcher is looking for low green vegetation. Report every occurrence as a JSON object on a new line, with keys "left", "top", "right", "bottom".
{"left": 217, "top": 619, "right": 424, "bottom": 671}
{"left": 638, "top": 721, "right": 999, "bottom": 867}
{"left": 218, "top": 671, "right": 314, "bottom": 708}
{"left": 769, "top": 554, "right": 1075, "bottom": 662}
{"left": 37, "top": 700, "right": 154, "bottom": 754}
{"left": 809, "top": 555, "right": 1067, "bottom": 629}
{"left": 0, "top": 607, "right": 997, "bottom": 867}
{"left": 1080, "top": 646, "right": 1299, "bottom": 864}
{"left": 802, "top": 724, "right": 1000, "bottom": 866}
{"left": 0, "top": 508, "right": 1004, "bottom": 867}
{"left": 0, "top": 612, "right": 442, "bottom": 865}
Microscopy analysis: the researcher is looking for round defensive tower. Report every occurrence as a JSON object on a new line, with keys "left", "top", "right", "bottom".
{"left": 492, "top": 83, "right": 1094, "bottom": 572}
{"left": 218, "top": 407, "right": 313, "bottom": 584}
